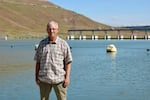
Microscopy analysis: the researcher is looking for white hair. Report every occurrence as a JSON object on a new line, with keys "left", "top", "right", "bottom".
{"left": 47, "top": 21, "right": 58, "bottom": 28}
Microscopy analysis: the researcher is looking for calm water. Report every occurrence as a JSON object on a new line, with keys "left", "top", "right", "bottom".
{"left": 0, "top": 40, "right": 150, "bottom": 100}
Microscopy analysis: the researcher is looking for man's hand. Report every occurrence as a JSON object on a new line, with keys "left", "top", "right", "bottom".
{"left": 63, "top": 78, "right": 70, "bottom": 88}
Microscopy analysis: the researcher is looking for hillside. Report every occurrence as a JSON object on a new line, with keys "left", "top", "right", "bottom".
{"left": 0, "top": 0, "right": 109, "bottom": 39}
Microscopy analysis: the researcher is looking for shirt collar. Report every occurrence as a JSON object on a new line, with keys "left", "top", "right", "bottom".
{"left": 46, "top": 37, "right": 59, "bottom": 44}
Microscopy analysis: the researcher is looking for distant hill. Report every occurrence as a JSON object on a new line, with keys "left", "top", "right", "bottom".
{"left": 0, "top": 0, "right": 109, "bottom": 36}
{"left": 121, "top": 26, "right": 150, "bottom": 30}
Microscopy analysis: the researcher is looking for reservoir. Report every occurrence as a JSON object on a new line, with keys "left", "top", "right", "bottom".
{"left": 0, "top": 40, "right": 150, "bottom": 100}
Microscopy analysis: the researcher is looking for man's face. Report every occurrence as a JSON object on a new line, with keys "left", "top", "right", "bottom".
{"left": 47, "top": 24, "right": 58, "bottom": 41}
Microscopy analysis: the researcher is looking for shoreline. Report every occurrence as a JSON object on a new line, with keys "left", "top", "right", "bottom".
{"left": 0, "top": 33, "right": 68, "bottom": 40}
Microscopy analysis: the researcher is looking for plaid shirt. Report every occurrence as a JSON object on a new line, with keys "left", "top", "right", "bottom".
{"left": 34, "top": 37, "right": 72, "bottom": 84}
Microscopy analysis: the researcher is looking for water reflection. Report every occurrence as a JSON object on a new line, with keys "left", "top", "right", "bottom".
{"left": 107, "top": 52, "right": 117, "bottom": 60}
{"left": 107, "top": 52, "right": 117, "bottom": 80}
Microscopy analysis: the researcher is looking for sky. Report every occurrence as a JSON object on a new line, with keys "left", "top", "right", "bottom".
{"left": 47, "top": 0, "right": 150, "bottom": 27}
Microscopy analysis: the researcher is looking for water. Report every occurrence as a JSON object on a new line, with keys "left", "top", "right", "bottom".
{"left": 0, "top": 40, "right": 150, "bottom": 100}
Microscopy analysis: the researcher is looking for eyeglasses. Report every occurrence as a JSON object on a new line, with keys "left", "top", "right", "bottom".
{"left": 47, "top": 28, "right": 58, "bottom": 32}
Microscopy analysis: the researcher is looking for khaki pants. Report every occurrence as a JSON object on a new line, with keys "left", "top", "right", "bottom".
{"left": 39, "top": 81, "right": 67, "bottom": 100}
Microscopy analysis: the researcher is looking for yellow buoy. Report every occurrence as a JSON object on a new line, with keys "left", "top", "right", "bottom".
{"left": 106, "top": 44, "right": 117, "bottom": 52}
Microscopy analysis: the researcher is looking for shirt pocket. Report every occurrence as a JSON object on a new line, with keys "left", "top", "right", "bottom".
{"left": 53, "top": 50, "right": 64, "bottom": 62}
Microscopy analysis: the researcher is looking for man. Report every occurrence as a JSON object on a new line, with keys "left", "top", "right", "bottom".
{"left": 34, "top": 21, "right": 72, "bottom": 100}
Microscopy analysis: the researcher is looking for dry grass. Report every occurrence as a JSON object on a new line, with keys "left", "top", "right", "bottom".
{"left": 0, "top": 0, "right": 109, "bottom": 37}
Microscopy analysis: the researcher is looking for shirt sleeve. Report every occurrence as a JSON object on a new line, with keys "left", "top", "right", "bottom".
{"left": 64, "top": 42, "right": 73, "bottom": 64}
